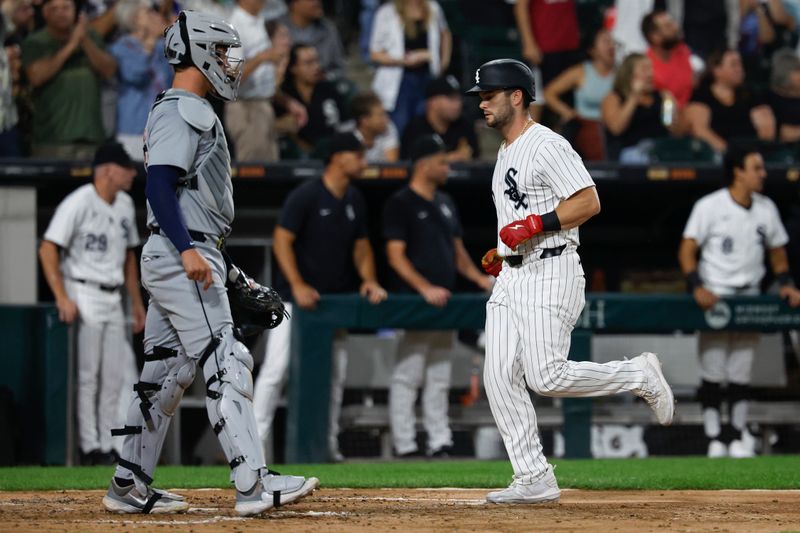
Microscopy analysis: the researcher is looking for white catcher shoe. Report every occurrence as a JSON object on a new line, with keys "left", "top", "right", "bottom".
{"left": 234, "top": 472, "right": 320, "bottom": 516}
{"left": 102, "top": 478, "right": 189, "bottom": 514}
{"left": 634, "top": 352, "right": 675, "bottom": 426}
{"left": 486, "top": 464, "right": 560, "bottom": 504}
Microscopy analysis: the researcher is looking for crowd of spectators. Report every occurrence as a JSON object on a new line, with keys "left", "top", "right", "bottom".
{"left": 4, "top": 0, "right": 800, "bottom": 164}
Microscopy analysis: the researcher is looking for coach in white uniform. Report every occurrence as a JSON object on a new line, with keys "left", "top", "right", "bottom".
{"left": 39, "top": 141, "right": 144, "bottom": 465}
{"left": 679, "top": 146, "right": 800, "bottom": 458}
{"left": 468, "top": 59, "right": 675, "bottom": 504}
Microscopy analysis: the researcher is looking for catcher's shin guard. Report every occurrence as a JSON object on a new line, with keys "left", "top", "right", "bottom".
{"left": 201, "top": 327, "right": 267, "bottom": 493}
{"left": 113, "top": 346, "right": 196, "bottom": 491}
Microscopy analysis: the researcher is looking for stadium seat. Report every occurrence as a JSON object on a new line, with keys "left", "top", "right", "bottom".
{"left": 650, "top": 137, "right": 716, "bottom": 163}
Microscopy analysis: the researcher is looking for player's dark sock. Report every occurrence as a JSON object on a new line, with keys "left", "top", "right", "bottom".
{"left": 115, "top": 476, "right": 135, "bottom": 487}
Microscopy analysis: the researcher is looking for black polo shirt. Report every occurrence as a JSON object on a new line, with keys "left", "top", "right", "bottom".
{"left": 382, "top": 186, "right": 462, "bottom": 293}
{"left": 275, "top": 179, "right": 368, "bottom": 298}
{"left": 400, "top": 115, "right": 479, "bottom": 160}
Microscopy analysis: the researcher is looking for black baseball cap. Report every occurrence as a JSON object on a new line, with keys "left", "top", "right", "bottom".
{"left": 425, "top": 75, "right": 461, "bottom": 99}
{"left": 93, "top": 141, "right": 135, "bottom": 169}
{"left": 325, "top": 132, "right": 364, "bottom": 163}
{"left": 410, "top": 134, "right": 447, "bottom": 163}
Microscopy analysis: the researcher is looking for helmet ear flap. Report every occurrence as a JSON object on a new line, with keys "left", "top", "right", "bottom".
{"left": 177, "top": 11, "right": 192, "bottom": 66}
{"left": 164, "top": 11, "right": 193, "bottom": 67}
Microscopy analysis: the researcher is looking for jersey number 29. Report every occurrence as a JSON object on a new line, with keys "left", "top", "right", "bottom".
{"left": 85, "top": 233, "right": 108, "bottom": 252}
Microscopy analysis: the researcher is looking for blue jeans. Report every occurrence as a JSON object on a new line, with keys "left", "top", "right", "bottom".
{"left": 359, "top": 0, "right": 379, "bottom": 62}
{"left": 390, "top": 70, "right": 430, "bottom": 137}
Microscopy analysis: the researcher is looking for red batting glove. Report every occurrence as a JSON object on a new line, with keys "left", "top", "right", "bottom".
{"left": 499, "top": 214, "right": 543, "bottom": 250}
{"left": 481, "top": 248, "right": 503, "bottom": 278}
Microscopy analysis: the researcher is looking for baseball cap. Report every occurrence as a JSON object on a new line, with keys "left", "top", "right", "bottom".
{"left": 410, "top": 134, "right": 447, "bottom": 163}
{"left": 425, "top": 75, "right": 461, "bottom": 99}
{"left": 325, "top": 132, "right": 364, "bottom": 163}
{"left": 93, "top": 141, "right": 135, "bottom": 169}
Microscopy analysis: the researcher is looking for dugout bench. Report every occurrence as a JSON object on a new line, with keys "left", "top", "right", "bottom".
{"left": 286, "top": 293, "right": 800, "bottom": 463}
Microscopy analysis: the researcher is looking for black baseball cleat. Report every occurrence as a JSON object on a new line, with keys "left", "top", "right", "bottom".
{"left": 429, "top": 445, "right": 454, "bottom": 459}
{"left": 394, "top": 448, "right": 426, "bottom": 459}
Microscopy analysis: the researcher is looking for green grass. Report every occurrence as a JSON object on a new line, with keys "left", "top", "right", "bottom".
{"left": 2, "top": 456, "right": 800, "bottom": 491}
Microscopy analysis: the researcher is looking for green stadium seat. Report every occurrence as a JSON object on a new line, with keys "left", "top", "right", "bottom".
{"left": 650, "top": 137, "right": 715, "bottom": 163}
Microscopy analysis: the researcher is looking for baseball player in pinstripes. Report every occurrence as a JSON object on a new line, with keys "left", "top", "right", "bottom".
{"left": 468, "top": 59, "right": 675, "bottom": 504}
{"left": 102, "top": 11, "right": 317, "bottom": 515}
{"left": 39, "top": 141, "right": 144, "bottom": 466}
{"left": 678, "top": 146, "right": 800, "bottom": 458}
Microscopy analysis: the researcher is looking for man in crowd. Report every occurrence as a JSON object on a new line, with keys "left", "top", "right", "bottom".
{"left": 350, "top": 91, "right": 399, "bottom": 163}
{"left": 642, "top": 9, "right": 698, "bottom": 109}
{"left": 281, "top": 0, "right": 346, "bottom": 79}
{"left": 401, "top": 76, "right": 479, "bottom": 162}
{"left": 22, "top": 0, "right": 115, "bottom": 159}
{"left": 227, "top": 0, "right": 291, "bottom": 162}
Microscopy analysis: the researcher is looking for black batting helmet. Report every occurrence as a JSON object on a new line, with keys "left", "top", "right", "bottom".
{"left": 465, "top": 58, "right": 536, "bottom": 100}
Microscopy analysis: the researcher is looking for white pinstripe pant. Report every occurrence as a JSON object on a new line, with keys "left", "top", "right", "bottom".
{"left": 484, "top": 250, "right": 646, "bottom": 482}
{"left": 65, "top": 280, "right": 135, "bottom": 454}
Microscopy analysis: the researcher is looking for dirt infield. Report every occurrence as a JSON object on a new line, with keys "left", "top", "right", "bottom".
{"left": 1, "top": 488, "right": 799, "bottom": 532}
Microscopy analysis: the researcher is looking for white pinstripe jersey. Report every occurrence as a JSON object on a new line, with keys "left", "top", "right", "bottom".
{"left": 492, "top": 123, "right": 595, "bottom": 256}
{"left": 683, "top": 188, "right": 788, "bottom": 290}
{"left": 44, "top": 183, "right": 140, "bottom": 286}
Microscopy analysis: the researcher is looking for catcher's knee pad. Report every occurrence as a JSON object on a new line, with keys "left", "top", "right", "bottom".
{"left": 697, "top": 380, "right": 723, "bottom": 410}
{"left": 200, "top": 327, "right": 265, "bottom": 493}
{"left": 114, "top": 346, "right": 190, "bottom": 489}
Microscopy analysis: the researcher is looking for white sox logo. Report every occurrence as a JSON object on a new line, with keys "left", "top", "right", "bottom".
{"left": 475, "top": 68, "right": 480, "bottom": 84}
{"left": 503, "top": 168, "right": 528, "bottom": 210}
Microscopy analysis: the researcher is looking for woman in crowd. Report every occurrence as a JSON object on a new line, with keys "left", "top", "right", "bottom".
{"left": 109, "top": 0, "right": 171, "bottom": 161}
{"left": 369, "top": 0, "right": 451, "bottom": 136}
{"left": 543, "top": 26, "right": 616, "bottom": 160}
{"left": 601, "top": 53, "right": 677, "bottom": 163}
{"left": 685, "top": 48, "right": 775, "bottom": 153}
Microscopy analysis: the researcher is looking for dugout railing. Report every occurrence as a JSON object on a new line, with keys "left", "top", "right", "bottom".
{"left": 285, "top": 293, "right": 800, "bottom": 463}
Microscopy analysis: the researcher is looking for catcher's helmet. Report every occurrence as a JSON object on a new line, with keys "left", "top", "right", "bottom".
{"left": 164, "top": 11, "right": 243, "bottom": 101}
{"left": 465, "top": 58, "right": 536, "bottom": 101}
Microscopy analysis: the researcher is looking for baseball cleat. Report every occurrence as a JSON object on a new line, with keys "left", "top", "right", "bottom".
{"left": 486, "top": 465, "right": 560, "bottom": 504}
{"left": 729, "top": 430, "right": 756, "bottom": 458}
{"left": 635, "top": 352, "right": 675, "bottom": 426}
{"left": 234, "top": 474, "right": 320, "bottom": 516}
{"left": 102, "top": 479, "right": 189, "bottom": 514}
{"left": 707, "top": 439, "right": 728, "bottom": 458}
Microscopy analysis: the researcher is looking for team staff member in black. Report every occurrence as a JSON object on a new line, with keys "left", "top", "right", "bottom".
{"left": 255, "top": 132, "right": 387, "bottom": 462}
{"left": 400, "top": 76, "right": 480, "bottom": 162}
{"left": 383, "top": 134, "right": 494, "bottom": 457}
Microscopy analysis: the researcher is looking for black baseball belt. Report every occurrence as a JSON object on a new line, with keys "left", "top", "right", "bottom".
{"left": 149, "top": 226, "right": 226, "bottom": 250}
{"left": 68, "top": 278, "right": 121, "bottom": 292}
{"left": 505, "top": 244, "right": 567, "bottom": 267}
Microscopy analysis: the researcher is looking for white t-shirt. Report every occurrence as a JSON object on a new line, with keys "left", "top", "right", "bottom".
{"left": 353, "top": 122, "right": 399, "bottom": 163}
{"left": 44, "top": 184, "right": 140, "bottom": 286}
{"left": 229, "top": 5, "right": 276, "bottom": 100}
{"left": 683, "top": 188, "right": 789, "bottom": 289}
{"left": 492, "top": 123, "right": 596, "bottom": 257}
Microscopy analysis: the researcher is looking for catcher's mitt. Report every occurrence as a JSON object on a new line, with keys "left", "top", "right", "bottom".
{"left": 226, "top": 263, "right": 289, "bottom": 336}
